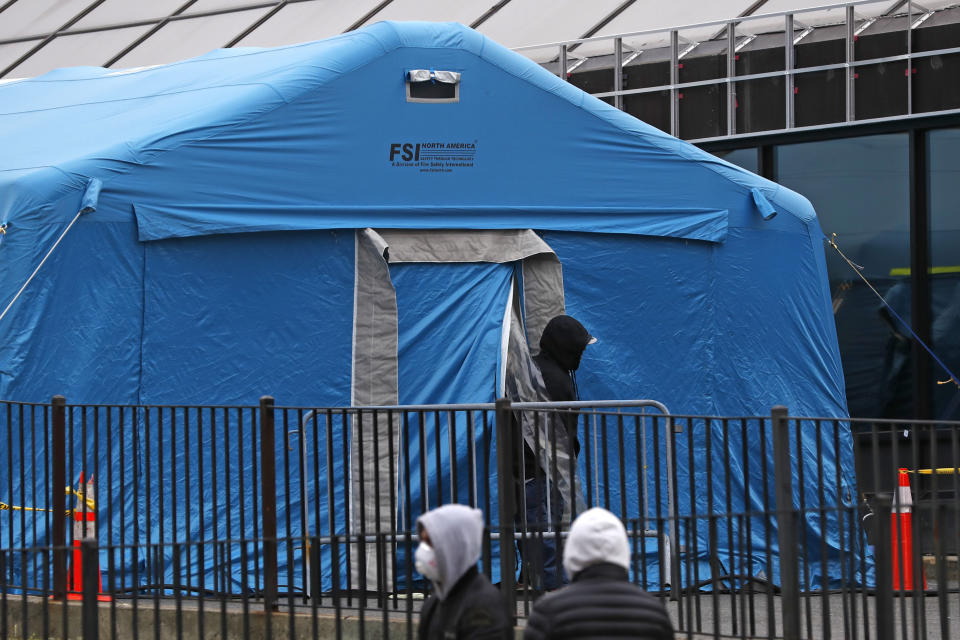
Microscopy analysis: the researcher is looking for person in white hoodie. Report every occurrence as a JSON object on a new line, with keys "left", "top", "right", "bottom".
{"left": 416, "top": 504, "right": 511, "bottom": 640}
{"left": 524, "top": 508, "right": 674, "bottom": 639}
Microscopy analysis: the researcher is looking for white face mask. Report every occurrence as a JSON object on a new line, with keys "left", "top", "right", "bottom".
{"left": 415, "top": 542, "right": 442, "bottom": 584}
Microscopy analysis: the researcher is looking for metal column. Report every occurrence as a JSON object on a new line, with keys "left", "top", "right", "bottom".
{"left": 614, "top": 37, "right": 623, "bottom": 111}
{"left": 670, "top": 30, "right": 679, "bottom": 137}
{"left": 726, "top": 23, "right": 736, "bottom": 136}
{"left": 846, "top": 5, "right": 856, "bottom": 121}
{"left": 785, "top": 13, "right": 795, "bottom": 129}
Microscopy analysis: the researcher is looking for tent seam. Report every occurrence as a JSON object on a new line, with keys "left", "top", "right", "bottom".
{"left": 0, "top": 82, "right": 287, "bottom": 117}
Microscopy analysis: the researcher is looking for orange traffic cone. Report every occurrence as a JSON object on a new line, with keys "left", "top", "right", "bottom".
{"left": 891, "top": 468, "right": 926, "bottom": 591}
{"left": 66, "top": 472, "right": 110, "bottom": 601}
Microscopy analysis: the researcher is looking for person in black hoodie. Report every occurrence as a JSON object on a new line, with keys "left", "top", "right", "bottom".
{"left": 533, "top": 315, "right": 595, "bottom": 406}
{"left": 524, "top": 508, "right": 674, "bottom": 640}
{"left": 416, "top": 504, "right": 511, "bottom": 640}
{"left": 518, "top": 315, "right": 596, "bottom": 591}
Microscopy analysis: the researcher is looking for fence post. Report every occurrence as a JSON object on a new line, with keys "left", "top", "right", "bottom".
{"left": 309, "top": 535, "right": 321, "bottom": 601}
{"left": 1, "top": 549, "right": 7, "bottom": 631}
{"left": 494, "top": 398, "right": 516, "bottom": 623}
{"left": 874, "top": 496, "right": 894, "bottom": 640}
{"left": 259, "top": 396, "right": 278, "bottom": 612}
{"left": 771, "top": 406, "right": 800, "bottom": 640}
{"left": 81, "top": 538, "right": 99, "bottom": 640}
{"left": 666, "top": 415, "right": 681, "bottom": 602}
{"left": 52, "top": 395, "right": 67, "bottom": 601}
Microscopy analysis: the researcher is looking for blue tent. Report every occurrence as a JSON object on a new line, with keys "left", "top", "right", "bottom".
{"left": 0, "top": 22, "right": 858, "bottom": 593}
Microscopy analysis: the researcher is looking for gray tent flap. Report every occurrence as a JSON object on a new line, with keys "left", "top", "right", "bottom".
{"left": 350, "top": 229, "right": 400, "bottom": 587}
{"left": 349, "top": 228, "right": 568, "bottom": 588}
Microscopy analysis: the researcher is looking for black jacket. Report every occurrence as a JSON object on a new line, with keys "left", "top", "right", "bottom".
{"left": 523, "top": 563, "right": 674, "bottom": 640}
{"left": 418, "top": 567, "right": 512, "bottom": 640}
{"left": 523, "top": 316, "right": 593, "bottom": 477}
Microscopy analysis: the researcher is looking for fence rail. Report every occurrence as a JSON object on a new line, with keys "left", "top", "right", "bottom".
{"left": 512, "top": 0, "right": 960, "bottom": 141}
{"left": 1, "top": 397, "right": 958, "bottom": 639}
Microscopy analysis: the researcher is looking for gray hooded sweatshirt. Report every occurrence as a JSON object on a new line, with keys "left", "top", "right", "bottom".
{"left": 417, "top": 505, "right": 511, "bottom": 639}
{"left": 417, "top": 504, "right": 484, "bottom": 601}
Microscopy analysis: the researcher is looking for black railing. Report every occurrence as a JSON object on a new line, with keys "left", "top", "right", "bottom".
{"left": 0, "top": 397, "right": 957, "bottom": 639}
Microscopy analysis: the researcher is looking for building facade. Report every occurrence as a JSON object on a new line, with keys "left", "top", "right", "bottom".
{"left": 544, "top": 1, "right": 960, "bottom": 424}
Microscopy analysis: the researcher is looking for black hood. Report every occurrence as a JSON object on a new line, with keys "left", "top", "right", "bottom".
{"left": 539, "top": 315, "right": 594, "bottom": 372}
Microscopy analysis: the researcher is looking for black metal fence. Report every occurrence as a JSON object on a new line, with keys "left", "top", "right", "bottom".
{"left": 1, "top": 396, "right": 958, "bottom": 639}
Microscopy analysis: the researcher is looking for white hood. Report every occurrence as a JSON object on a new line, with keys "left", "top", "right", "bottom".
{"left": 416, "top": 504, "right": 484, "bottom": 600}
{"left": 562, "top": 507, "right": 630, "bottom": 577}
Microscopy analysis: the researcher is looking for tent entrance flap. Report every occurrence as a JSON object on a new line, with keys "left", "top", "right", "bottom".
{"left": 132, "top": 203, "right": 729, "bottom": 243}
{"left": 349, "top": 228, "right": 566, "bottom": 588}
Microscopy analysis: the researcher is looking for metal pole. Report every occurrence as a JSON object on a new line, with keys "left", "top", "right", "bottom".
{"left": 669, "top": 30, "right": 679, "bottom": 137}
{"left": 909, "top": 129, "right": 932, "bottom": 419}
{"left": 907, "top": 0, "right": 913, "bottom": 115}
{"left": 81, "top": 538, "right": 99, "bottom": 640}
{"left": 785, "top": 14, "right": 795, "bottom": 129}
{"left": 259, "top": 396, "right": 278, "bottom": 611}
{"left": 51, "top": 395, "right": 67, "bottom": 601}
{"left": 846, "top": 5, "right": 856, "bottom": 121}
{"left": 299, "top": 415, "right": 310, "bottom": 601}
{"left": 726, "top": 23, "right": 736, "bottom": 136}
{"left": 665, "top": 415, "right": 681, "bottom": 601}
{"left": 771, "top": 406, "right": 800, "bottom": 640}
{"left": 874, "top": 496, "right": 894, "bottom": 640}
{"left": 494, "top": 398, "right": 516, "bottom": 623}
{"left": 559, "top": 44, "right": 567, "bottom": 81}
{"left": 309, "top": 535, "right": 321, "bottom": 603}
{"left": 614, "top": 37, "right": 623, "bottom": 111}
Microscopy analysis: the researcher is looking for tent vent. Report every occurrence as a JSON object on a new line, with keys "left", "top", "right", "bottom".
{"left": 406, "top": 69, "right": 460, "bottom": 103}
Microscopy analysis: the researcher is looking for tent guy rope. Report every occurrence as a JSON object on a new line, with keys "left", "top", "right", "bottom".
{"left": 827, "top": 232, "right": 960, "bottom": 390}
{"left": 0, "top": 177, "right": 100, "bottom": 325}
{"left": 0, "top": 210, "right": 85, "bottom": 325}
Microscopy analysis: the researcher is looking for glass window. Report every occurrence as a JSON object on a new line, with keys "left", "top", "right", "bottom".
{"left": 777, "top": 134, "right": 910, "bottom": 419}
{"left": 712, "top": 148, "right": 758, "bottom": 174}
{"left": 928, "top": 128, "right": 960, "bottom": 419}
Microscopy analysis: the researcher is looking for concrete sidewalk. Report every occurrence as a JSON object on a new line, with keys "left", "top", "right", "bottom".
{"left": 3, "top": 590, "right": 958, "bottom": 639}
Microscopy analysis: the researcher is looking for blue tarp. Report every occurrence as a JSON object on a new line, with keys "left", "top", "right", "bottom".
{"left": 0, "top": 21, "right": 858, "bottom": 592}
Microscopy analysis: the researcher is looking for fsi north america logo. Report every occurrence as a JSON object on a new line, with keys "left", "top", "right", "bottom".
{"left": 388, "top": 141, "right": 477, "bottom": 173}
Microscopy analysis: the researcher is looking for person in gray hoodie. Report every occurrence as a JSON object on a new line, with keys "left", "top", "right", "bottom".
{"left": 416, "top": 504, "right": 511, "bottom": 640}
{"left": 524, "top": 508, "right": 674, "bottom": 639}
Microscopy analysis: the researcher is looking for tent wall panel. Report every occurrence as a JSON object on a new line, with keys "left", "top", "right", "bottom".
{"left": 140, "top": 230, "right": 354, "bottom": 407}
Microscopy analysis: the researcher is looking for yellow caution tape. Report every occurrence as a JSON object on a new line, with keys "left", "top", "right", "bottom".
{"left": 67, "top": 486, "right": 97, "bottom": 512}
{"left": 0, "top": 486, "right": 96, "bottom": 515}
{"left": 0, "top": 502, "right": 75, "bottom": 516}
{"left": 0, "top": 501, "right": 60, "bottom": 513}
{"left": 913, "top": 467, "right": 960, "bottom": 475}
{"left": 890, "top": 266, "right": 960, "bottom": 276}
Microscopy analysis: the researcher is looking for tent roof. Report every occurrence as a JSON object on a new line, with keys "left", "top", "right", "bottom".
{"left": 0, "top": 20, "right": 815, "bottom": 240}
